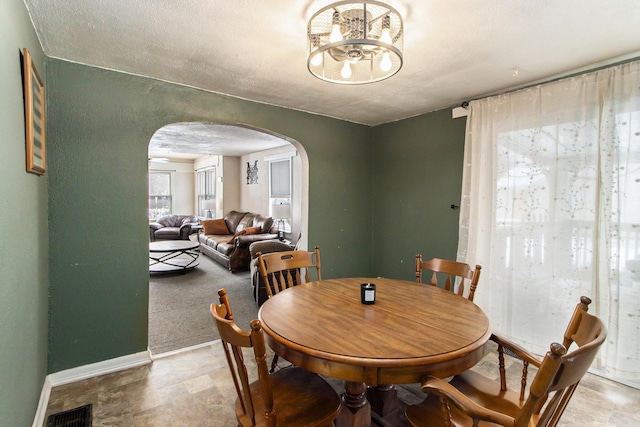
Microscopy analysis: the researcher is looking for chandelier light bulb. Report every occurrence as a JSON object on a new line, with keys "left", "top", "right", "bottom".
{"left": 380, "top": 28, "right": 392, "bottom": 45}
{"left": 380, "top": 51, "right": 392, "bottom": 71}
{"left": 329, "top": 11, "right": 342, "bottom": 43}
{"left": 330, "top": 25, "right": 342, "bottom": 42}
{"left": 341, "top": 61, "right": 352, "bottom": 79}
{"left": 310, "top": 51, "right": 323, "bottom": 66}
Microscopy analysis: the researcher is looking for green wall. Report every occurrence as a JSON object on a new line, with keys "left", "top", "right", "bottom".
{"left": 0, "top": 0, "right": 49, "bottom": 425}
{"left": 46, "top": 59, "right": 374, "bottom": 372}
{"left": 372, "top": 109, "right": 467, "bottom": 280}
{"left": 45, "top": 58, "right": 468, "bottom": 374}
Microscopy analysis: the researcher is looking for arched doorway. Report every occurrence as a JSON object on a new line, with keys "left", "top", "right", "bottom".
{"left": 147, "top": 122, "right": 309, "bottom": 354}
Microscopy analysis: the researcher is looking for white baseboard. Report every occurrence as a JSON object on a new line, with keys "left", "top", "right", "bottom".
{"left": 32, "top": 351, "right": 152, "bottom": 427}
{"left": 48, "top": 350, "right": 152, "bottom": 387}
{"left": 150, "top": 340, "right": 218, "bottom": 360}
{"left": 31, "top": 376, "right": 52, "bottom": 427}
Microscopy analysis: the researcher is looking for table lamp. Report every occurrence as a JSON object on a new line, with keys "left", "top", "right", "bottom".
{"left": 202, "top": 199, "right": 216, "bottom": 219}
{"left": 271, "top": 203, "right": 290, "bottom": 241}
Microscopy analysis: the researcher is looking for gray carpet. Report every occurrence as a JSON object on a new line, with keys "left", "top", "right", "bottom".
{"left": 148, "top": 253, "right": 258, "bottom": 355}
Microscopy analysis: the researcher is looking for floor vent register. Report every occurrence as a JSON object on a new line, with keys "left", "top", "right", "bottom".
{"left": 46, "top": 404, "right": 92, "bottom": 427}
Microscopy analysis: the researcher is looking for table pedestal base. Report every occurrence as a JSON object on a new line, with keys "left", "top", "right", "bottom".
{"left": 367, "top": 384, "right": 400, "bottom": 416}
{"left": 336, "top": 381, "right": 371, "bottom": 427}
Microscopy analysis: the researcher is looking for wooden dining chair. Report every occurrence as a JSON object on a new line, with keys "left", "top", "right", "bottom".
{"left": 210, "top": 288, "right": 341, "bottom": 427}
{"left": 415, "top": 255, "right": 482, "bottom": 301}
{"left": 405, "top": 296, "right": 606, "bottom": 427}
{"left": 257, "top": 246, "right": 321, "bottom": 371}
{"left": 257, "top": 246, "right": 321, "bottom": 298}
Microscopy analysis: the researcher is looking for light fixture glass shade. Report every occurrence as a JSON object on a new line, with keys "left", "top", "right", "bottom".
{"left": 307, "top": 1, "right": 403, "bottom": 84}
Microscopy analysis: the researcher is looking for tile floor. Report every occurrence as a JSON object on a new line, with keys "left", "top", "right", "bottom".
{"left": 44, "top": 341, "right": 640, "bottom": 426}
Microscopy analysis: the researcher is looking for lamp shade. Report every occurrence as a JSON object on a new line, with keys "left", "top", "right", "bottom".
{"left": 272, "top": 204, "right": 290, "bottom": 219}
{"left": 202, "top": 199, "right": 216, "bottom": 210}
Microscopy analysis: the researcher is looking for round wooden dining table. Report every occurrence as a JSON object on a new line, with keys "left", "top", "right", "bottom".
{"left": 258, "top": 277, "right": 491, "bottom": 427}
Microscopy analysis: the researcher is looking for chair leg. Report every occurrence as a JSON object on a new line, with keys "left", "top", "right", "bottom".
{"left": 270, "top": 354, "right": 280, "bottom": 373}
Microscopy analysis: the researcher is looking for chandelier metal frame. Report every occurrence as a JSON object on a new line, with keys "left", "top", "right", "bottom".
{"left": 307, "top": 1, "right": 404, "bottom": 84}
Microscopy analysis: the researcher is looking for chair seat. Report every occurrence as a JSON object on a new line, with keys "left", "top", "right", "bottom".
{"left": 154, "top": 227, "right": 182, "bottom": 238}
{"left": 406, "top": 297, "right": 605, "bottom": 427}
{"left": 406, "top": 370, "right": 539, "bottom": 427}
{"left": 452, "top": 371, "right": 526, "bottom": 417}
{"left": 235, "top": 367, "right": 341, "bottom": 427}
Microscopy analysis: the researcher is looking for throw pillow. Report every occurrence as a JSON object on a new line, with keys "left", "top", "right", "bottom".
{"left": 202, "top": 219, "right": 229, "bottom": 235}
{"left": 243, "top": 226, "right": 261, "bottom": 235}
{"left": 227, "top": 229, "right": 247, "bottom": 244}
{"left": 226, "top": 226, "right": 262, "bottom": 243}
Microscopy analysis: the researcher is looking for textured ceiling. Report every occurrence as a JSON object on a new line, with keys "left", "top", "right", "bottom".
{"left": 24, "top": 0, "right": 640, "bottom": 155}
{"left": 148, "top": 123, "right": 291, "bottom": 158}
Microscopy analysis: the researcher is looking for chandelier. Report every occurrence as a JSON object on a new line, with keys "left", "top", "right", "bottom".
{"left": 307, "top": 1, "right": 404, "bottom": 84}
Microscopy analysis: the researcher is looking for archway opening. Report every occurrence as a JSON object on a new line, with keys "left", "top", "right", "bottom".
{"left": 146, "top": 122, "right": 309, "bottom": 355}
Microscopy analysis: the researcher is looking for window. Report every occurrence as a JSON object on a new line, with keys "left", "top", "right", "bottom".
{"left": 149, "top": 172, "right": 172, "bottom": 219}
{"left": 196, "top": 167, "right": 216, "bottom": 217}
{"left": 458, "top": 60, "right": 640, "bottom": 388}
{"left": 270, "top": 159, "right": 291, "bottom": 199}
{"left": 269, "top": 158, "right": 291, "bottom": 232}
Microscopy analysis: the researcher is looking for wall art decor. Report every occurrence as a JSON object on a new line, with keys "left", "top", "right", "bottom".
{"left": 246, "top": 160, "right": 258, "bottom": 184}
{"left": 23, "top": 47, "right": 46, "bottom": 175}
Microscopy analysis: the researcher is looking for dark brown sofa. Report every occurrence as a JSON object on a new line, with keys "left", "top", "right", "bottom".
{"left": 198, "top": 210, "right": 278, "bottom": 272}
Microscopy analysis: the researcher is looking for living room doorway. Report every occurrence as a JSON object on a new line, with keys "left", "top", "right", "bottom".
{"left": 146, "top": 122, "right": 309, "bottom": 355}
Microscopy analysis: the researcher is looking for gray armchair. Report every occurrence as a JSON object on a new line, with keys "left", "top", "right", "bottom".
{"left": 150, "top": 214, "right": 198, "bottom": 242}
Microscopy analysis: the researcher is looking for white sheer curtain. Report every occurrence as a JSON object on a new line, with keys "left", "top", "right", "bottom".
{"left": 457, "top": 60, "right": 640, "bottom": 388}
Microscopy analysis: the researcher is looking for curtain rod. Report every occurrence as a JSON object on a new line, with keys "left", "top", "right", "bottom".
{"left": 454, "top": 53, "right": 640, "bottom": 109}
